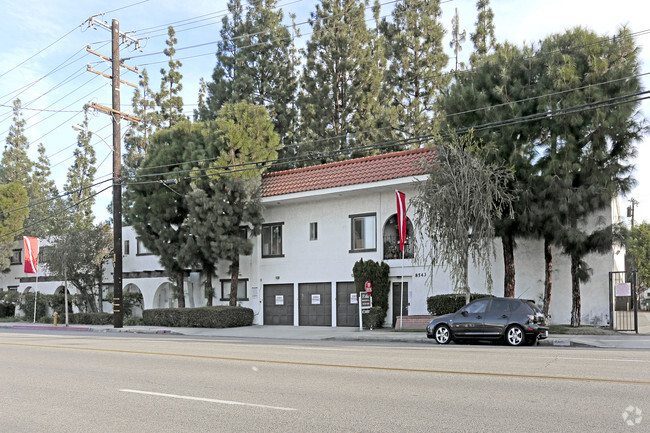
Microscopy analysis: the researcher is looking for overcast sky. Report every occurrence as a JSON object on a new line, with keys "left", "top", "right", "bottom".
{"left": 1, "top": 0, "right": 648, "bottom": 225}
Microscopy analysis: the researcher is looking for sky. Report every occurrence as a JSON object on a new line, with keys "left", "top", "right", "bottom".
{"left": 1, "top": 0, "right": 649, "bottom": 227}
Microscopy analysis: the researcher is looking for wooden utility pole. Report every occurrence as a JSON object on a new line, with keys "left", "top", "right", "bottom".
{"left": 85, "top": 17, "right": 141, "bottom": 328}
{"left": 111, "top": 19, "right": 123, "bottom": 329}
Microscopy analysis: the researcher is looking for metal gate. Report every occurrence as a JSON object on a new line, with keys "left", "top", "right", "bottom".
{"left": 609, "top": 271, "right": 638, "bottom": 333}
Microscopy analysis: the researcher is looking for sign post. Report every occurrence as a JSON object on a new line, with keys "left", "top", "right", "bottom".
{"left": 359, "top": 292, "right": 373, "bottom": 330}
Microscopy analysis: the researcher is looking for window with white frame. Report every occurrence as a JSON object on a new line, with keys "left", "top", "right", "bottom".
{"left": 124, "top": 240, "right": 130, "bottom": 256}
{"left": 350, "top": 213, "right": 376, "bottom": 252}
{"left": 10, "top": 249, "right": 21, "bottom": 265}
{"left": 220, "top": 279, "right": 248, "bottom": 301}
{"left": 310, "top": 222, "right": 318, "bottom": 241}
{"left": 262, "top": 223, "right": 283, "bottom": 257}
{"left": 136, "top": 238, "right": 152, "bottom": 256}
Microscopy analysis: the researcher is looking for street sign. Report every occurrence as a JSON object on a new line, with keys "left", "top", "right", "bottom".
{"left": 365, "top": 280, "right": 372, "bottom": 294}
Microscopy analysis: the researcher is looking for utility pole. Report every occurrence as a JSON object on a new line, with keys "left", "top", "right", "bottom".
{"left": 85, "top": 17, "right": 141, "bottom": 328}
{"left": 628, "top": 198, "right": 639, "bottom": 228}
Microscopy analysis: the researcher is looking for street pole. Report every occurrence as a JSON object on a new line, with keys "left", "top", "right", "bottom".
{"left": 112, "top": 19, "right": 123, "bottom": 328}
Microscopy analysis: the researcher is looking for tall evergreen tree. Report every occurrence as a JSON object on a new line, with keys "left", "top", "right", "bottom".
{"left": 380, "top": 0, "right": 449, "bottom": 139}
{"left": 449, "top": 7, "right": 466, "bottom": 72}
{"left": 1, "top": 99, "right": 33, "bottom": 188}
{"left": 155, "top": 26, "right": 185, "bottom": 128}
{"left": 30, "top": 143, "right": 65, "bottom": 237}
{"left": 0, "top": 183, "right": 29, "bottom": 271}
{"left": 470, "top": 0, "right": 495, "bottom": 57}
{"left": 536, "top": 27, "right": 643, "bottom": 326}
{"left": 297, "top": 0, "right": 385, "bottom": 158}
{"left": 186, "top": 102, "right": 280, "bottom": 306}
{"left": 64, "top": 108, "right": 96, "bottom": 231}
{"left": 441, "top": 42, "right": 538, "bottom": 298}
{"left": 202, "top": 0, "right": 298, "bottom": 164}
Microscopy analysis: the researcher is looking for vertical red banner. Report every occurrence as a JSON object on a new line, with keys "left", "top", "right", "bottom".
{"left": 23, "top": 236, "right": 39, "bottom": 274}
{"left": 395, "top": 190, "right": 406, "bottom": 252}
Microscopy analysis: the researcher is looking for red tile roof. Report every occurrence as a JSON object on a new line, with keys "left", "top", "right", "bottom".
{"left": 261, "top": 147, "right": 436, "bottom": 197}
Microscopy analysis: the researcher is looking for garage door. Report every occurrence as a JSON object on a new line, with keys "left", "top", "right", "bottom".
{"left": 299, "top": 283, "right": 332, "bottom": 326}
{"left": 336, "top": 282, "right": 359, "bottom": 327}
{"left": 263, "top": 284, "right": 294, "bottom": 325}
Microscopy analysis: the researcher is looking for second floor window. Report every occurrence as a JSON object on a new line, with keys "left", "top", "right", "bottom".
{"left": 350, "top": 213, "right": 376, "bottom": 252}
{"left": 137, "top": 238, "right": 152, "bottom": 256}
{"left": 11, "top": 249, "right": 21, "bottom": 265}
{"left": 262, "top": 223, "right": 283, "bottom": 257}
{"left": 124, "top": 240, "right": 130, "bottom": 256}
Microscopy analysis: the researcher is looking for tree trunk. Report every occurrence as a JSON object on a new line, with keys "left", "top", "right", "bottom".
{"left": 570, "top": 254, "right": 581, "bottom": 327}
{"left": 230, "top": 259, "right": 240, "bottom": 307}
{"left": 502, "top": 237, "right": 515, "bottom": 297}
{"left": 205, "top": 270, "right": 213, "bottom": 307}
{"left": 176, "top": 271, "right": 186, "bottom": 308}
{"left": 542, "top": 237, "right": 552, "bottom": 317}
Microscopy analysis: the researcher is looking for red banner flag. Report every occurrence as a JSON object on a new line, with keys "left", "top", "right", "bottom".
{"left": 23, "top": 236, "right": 39, "bottom": 274}
{"left": 395, "top": 190, "right": 406, "bottom": 252}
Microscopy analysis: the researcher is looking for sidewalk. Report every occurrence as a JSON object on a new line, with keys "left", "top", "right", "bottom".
{"left": 2, "top": 322, "right": 650, "bottom": 349}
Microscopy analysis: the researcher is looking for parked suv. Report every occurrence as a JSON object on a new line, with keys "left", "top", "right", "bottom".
{"left": 426, "top": 297, "right": 549, "bottom": 346}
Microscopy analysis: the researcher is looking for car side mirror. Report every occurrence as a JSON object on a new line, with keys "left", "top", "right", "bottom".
{"left": 461, "top": 311, "right": 468, "bottom": 317}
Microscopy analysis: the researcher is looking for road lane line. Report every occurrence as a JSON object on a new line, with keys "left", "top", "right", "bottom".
{"left": 120, "top": 389, "right": 297, "bottom": 411}
{"left": 540, "top": 356, "right": 650, "bottom": 363}
{"left": 3, "top": 341, "right": 650, "bottom": 386}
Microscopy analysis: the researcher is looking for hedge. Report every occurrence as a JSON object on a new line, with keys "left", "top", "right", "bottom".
{"left": 361, "top": 306, "right": 385, "bottom": 329}
{"left": 427, "top": 293, "right": 494, "bottom": 315}
{"left": 69, "top": 312, "right": 113, "bottom": 325}
{"left": 143, "top": 306, "right": 254, "bottom": 328}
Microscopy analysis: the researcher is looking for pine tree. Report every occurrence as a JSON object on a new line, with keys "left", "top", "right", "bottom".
{"left": 441, "top": 42, "right": 538, "bottom": 298}
{"left": 297, "top": 0, "right": 385, "bottom": 158}
{"left": 536, "top": 26, "right": 643, "bottom": 326}
{"left": 1, "top": 99, "right": 33, "bottom": 187}
{"left": 64, "top": 108, "right": 96, "bottom": 231}
{"left": 380, "top": 0, "right": 449, "bottom": 139}
{"left": 0, "top": 183, "right": 29, "bottom": 271}
{"left": 470, "top": 0, "right": 495, "bottom": 57}
{"left": 155, "top": 26, "right": 185, "bottom": 128}
{"left": 30, "top": 143, "right": 65, "bottom": 237}
{"left": 202, "top": 0, "right": 298, "bottom": 164}
{"left": 449, "top": 7, "right": 466, "bottom": 72}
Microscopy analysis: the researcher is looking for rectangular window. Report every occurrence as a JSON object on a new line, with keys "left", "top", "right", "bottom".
{"left": 239, "top": 226, "right": 248, "bottom": 240}
{"left": 8, "top": 286, "right": 18, "bottom": 291}
{"left": 10, "top": 249, "right": 21, "bottom": 265}
{"left": 220, "top": 279, "right": 248, "bottom": 301}
{"left": 310, "top": 222, "right": 318, "bottom": 241}
{"left": 262, "top": 223, "right": 283, "bottom": 257}
{"left": 136, "top": 238, "right": 152, "bottom": 256}
{"left": 350, "top": 213, "right": 376, "bottom": 252}
{"left": 124, "top": 240, "right": 130, "bottom": 256}
{"left": 38, "top": 246, "right": 51, "bottom": 265}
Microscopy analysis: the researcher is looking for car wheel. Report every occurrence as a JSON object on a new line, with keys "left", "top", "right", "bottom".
{"left": 434, "top": 324, "right": 452, "bottom": 344}
{"left": 505, "top": 325, "right": 525, "bottom": 346}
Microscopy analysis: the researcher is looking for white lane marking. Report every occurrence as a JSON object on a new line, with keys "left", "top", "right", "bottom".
{"left": 120, "top": 389, "right": 297, "bottom": 411}
{"left": 282, "top": 346, "right": 364, "bottom": 352}
{"left": 541, "top": 356, "right": 650, "bottom": 363}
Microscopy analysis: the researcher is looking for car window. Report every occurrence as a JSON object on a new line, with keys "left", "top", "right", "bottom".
{"left": 488, "top": 299, "right": 510, "bottom": 313}
{"left": 526, "top": 300, "right": 542, "bottom": 314}
{"left": 465, "top": 299, "right": 489, "bottom": 314}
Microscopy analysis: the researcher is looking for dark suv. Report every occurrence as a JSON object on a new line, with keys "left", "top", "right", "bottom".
{"left": 426, "top": 297, "right": 549, "bottom": 346}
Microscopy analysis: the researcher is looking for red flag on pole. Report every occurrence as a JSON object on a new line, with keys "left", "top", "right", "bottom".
{"left": 395, "top": 190, "right": 406, "bottom": 252}
{"left": 23, "top": 236, "right": 39, "bottom": 274}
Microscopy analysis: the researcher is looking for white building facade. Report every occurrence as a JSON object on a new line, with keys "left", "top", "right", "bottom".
{"left": 1, "top": 148, "right": 624, "bottom": 326}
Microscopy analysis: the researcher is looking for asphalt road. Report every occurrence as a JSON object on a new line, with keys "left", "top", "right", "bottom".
{"left": 1, "top": 330, "right": 648, "bottom": 433}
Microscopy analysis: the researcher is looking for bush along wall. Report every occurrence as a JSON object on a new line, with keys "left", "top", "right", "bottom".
{"left": 69, "top": 312, "right": 113, "bottom": 325}
{"left": 426, "top": 293, "right": 494, "bottom": 316}
{"left": 143, "top": 306, "right": 254, "bottom": 328}
{"left": 353, "top": 258, "right": 390, "bottom": 328}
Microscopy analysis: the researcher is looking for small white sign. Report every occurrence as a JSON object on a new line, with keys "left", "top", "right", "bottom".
{"left": 275, "top": 295, "right": 284, "bottom": 305}
{"left": 350, "top": 293, "right": 358, "bottom": 304}
{"left": 251, "top": 287, "right": 258, "bottom": 299}
{"left": 311, "top": 294, "right": 321, "bottom": 305}
{"left": 615, "top": 283, "right": 632, "bottom": 297}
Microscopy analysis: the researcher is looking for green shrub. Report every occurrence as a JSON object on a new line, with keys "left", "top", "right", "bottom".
{"left": 124, "top": 317, "right": 144, "bottom": 326}
{"left": 427, "top": 293, "right": 494, "bottom": 315}
{"left": 19, "top": 292, "right": 48, "bottom": 321}
{"left": 362, "top": 306, "right": 385, "bottom": 329}
{"left": 0, "top": 304, "right": 15, "bottom": 318}
{"left": 143, "top": 306, "right": 254, "bottom": 328}
{"left": 69, "top": 312, "right": 113, "bottom": 325}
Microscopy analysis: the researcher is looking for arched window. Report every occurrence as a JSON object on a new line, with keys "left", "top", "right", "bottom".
{"left": 382, "top": 214, "right": 414, "bottom": 259}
